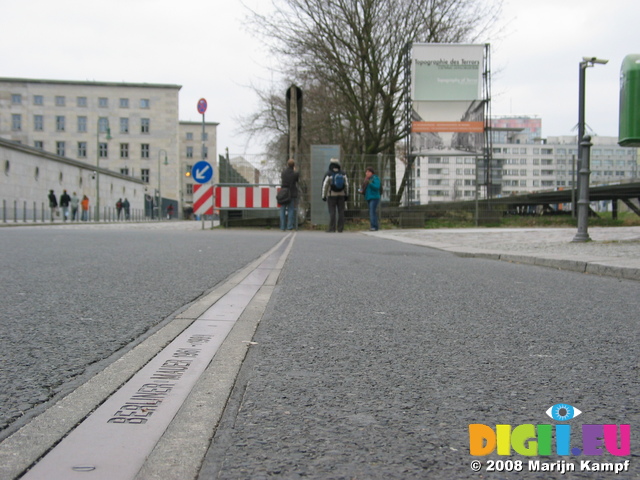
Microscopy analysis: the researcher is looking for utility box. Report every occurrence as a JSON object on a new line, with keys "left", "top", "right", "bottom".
{"left": 619, "top": 54, "right": 640, "bottom": 146}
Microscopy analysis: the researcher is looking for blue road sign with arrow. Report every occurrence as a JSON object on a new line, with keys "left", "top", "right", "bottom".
{"left": 192, "top": 161, "right": 213, "bottom": 184}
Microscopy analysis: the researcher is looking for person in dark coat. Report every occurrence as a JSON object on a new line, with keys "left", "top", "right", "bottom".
{"left": 48, "top": 190, "right": 58, "bottom": 222}
{"left": 279, "top": 158, "right": 300, "bottom": 230}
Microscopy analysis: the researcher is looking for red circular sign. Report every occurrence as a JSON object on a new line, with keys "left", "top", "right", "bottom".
{"left": 197, "top": 98, "right": 207, "bottom": 114}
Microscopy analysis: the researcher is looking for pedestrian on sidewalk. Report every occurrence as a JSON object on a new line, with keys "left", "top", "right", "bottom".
{"left": 81, "top": 195, "right": 90, "bottom": 221}
{"left": 123, "top": 198, "right": 130, "bottom": 220}
{"left": 279, "top": 158, "right": 300, "bottom": 230}
{"left": 60, "top": 189, "right": 71, "bottom": 222}
{"left": 48, "top": 190, "right": 58, "bottom": 222}
{"left": 70, "top": 192, "right": 80, "bottom": 221}
{"left": 116, "top": 199, "right": 123, "bottom": 220}
{"left": 322, "top": 158, "right": 349, "bottom": 232}
{"left": 360, "top": 167, "right": 382, "bottom": 231}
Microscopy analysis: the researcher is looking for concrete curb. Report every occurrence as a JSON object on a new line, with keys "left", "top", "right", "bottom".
{"left": 364, "top": 231, "right": 640, "bottom": 282}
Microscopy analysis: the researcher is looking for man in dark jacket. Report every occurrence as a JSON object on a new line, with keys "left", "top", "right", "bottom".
{"left": 60, "top": 189, "right": 71, "bottom": 222}
{"left": 280, "top": 158, "right": 300, "bottom": 230}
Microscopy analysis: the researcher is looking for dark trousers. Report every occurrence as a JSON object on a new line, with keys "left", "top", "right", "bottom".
{"left": 327, "top": 196, "right": 345, "bottom": 232}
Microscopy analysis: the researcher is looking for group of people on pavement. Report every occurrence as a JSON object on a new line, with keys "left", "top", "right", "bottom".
{"left": 278, "top": 157, "right": 382, "bottom": 232}
{"left": 115, "top": 198, "right": 131, "bottom": 220}
{"left": 48, "top": 190, "right": 90, "bottom": 222}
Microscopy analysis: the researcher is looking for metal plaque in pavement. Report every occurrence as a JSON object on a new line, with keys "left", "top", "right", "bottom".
{"left": 21, "top": 252, "right": 274, "bottom": 479}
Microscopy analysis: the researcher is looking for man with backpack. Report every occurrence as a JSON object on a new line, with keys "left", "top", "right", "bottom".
{"left": 322, "top": 158, "right": 349, "bottom": 232}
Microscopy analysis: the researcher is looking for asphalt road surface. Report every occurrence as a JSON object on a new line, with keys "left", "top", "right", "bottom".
{"left": 0, "top": 222, "right": 283, "bottom": 438}
{"left": 1, "top": 224, "right": 637, "bottom": 479}
{"left": 201, "top": 231, "right": 639, "bottom": 479}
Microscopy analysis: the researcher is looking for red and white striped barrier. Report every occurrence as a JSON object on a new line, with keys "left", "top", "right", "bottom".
{"left": 193, "top": 185, "right": 281, "bottom": 215}
{"left": 193, "top": 184, "right": 214, "bottom": 215}
{"left": 215, "top": 185, "right": 280, "bottom": 209}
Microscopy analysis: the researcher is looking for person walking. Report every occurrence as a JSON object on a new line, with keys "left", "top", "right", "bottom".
{"left": 81, "top": 195, "right": 90, "bottom": 221}
{"left": 279, "top": 158, "right": 300, "bottom": 230}
{"left": 123, "top": 198, "right": 130, "bottom": 220}
{"left": 70, "top": 192, "right": 80, "bottom": 221}
{"left": 167, "top": 204, "right": 174, "bottom": 219}
{"left": 116, "top": 199, "right": 123, "bottom": 220}
{"left": 48, "top": 190, "right": 58, "bottom": 222}
{"left": 322, "top": 158, "right": 349, "bottom": 233}
{"left": 360, "top": 167, "right": 382, "bottom": 231}
{"left": 59, "top": 189, "right": 71, "bottom": 222}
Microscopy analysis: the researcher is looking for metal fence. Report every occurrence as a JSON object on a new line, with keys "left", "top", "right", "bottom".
{"left": 1, "top": 199, "right": 154, "bottom": 224}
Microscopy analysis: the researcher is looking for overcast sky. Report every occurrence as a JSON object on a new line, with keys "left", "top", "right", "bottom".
{"left": 2, "top": 0, "right": 637, "bottom": 156}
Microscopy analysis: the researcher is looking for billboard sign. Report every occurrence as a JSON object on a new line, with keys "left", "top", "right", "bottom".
{"left": 410, "top": 44, "right": 486, "bottom": 154}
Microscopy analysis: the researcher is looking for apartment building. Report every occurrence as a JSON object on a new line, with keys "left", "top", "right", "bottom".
{"left": 409, "top": 117, "right": 638, "bottom": 205}
{"left": 0, "top": 77, "right": 218, "bottom": 214}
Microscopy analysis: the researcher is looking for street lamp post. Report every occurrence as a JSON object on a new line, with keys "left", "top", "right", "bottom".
{"left": 157, "top": 149, "right": 168, "bottom": 220}
{"left": 96, "top": 118, "right": 111, "bottom": 222}
{"left": 572, "top": 57, "right": 607, "bottom": 243}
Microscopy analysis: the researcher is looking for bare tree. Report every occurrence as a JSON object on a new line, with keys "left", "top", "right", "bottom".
{"left": 244, "top": 0, "right": 502, "bottom": 204}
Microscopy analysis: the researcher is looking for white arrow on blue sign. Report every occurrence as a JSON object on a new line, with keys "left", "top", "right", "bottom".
{"left": 192, "top": 161, "right": 214, "bottom": 184}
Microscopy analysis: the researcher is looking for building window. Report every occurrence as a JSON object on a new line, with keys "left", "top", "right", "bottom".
{"left": 186, "top": 183, "right": 193, "bottom": 195}
{"left": 120, "top": 167, "right": 129, "bottom": 176}
{"left": 202, "top": 132, "right": 208, "bottom": 141}
{"left": 186, "top": 132, "right": 193, "bottom": 140}
{"left": 120, "top": 143, "right": 129, "bottom": 158}
{"left": 77, "top": 96, "right": 87, "bottom": 107}
{"left": 99, "top": 142, "right": 108, "bottom": 158}
{"left": 141, "top": 144, "right": 149, "bottom": 158}
{"left": 98, "top": 117, "right": 109, "bottom": 133}
{"left": 56, "top": 141, "right": 66, "bottom": 156}
{"left": 119, "top": 98, "right": 129, "bottom": 108}
{"left": 78, "top": 116, "right": 87, "bottom": 132}
{"left": 140, "top": 99, "right": 150, "bottom": 109}
{"left": 120, "top": 118, "right": 129, "bottom": 134}
{"left": 12, "top": 114, "right": 22, "bottom": 131}
{"left": 186, "top": 146, "right": 193, "bottom": 158}
{"left": 99, "top": 97, "right": 108, "bottom": 108}
{"left": 34, "top": 115, "right": 44, "bottom": 131}
{"left": 78, "top": 142, "right": 87, "bottom": 158}
{"left": 55, "top": 96, "right": 65, "bottom": 106}
{"left": 141, "top": 169, "right": 150, "bottom": 182}
{"left": 34, "top": 141, "right": 44, "bottom": 150}
{"left": 33, "top": 95, "right": 43, "bottom": 106}
{"left": 141, "top": 118, "right": 150, "bottom": 134}
{"left": 35, "top": 166, "right": 40, "bottom": 180}
{"left": 11, "top": 94, "right": 22, "bottom": 105}
{"left": 56, "top": 116, "right": 66, "bottom": 132}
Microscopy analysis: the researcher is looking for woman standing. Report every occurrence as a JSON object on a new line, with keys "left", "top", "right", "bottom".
{"left": 360, "top": 167, "right": 381, "bottom": 231}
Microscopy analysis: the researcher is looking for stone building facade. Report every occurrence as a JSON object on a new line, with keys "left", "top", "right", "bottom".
{"left": 0, "top": 77, "right": 218, "bottom": 216}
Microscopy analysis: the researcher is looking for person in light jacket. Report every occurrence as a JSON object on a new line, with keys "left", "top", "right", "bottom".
{"left": 322, "top": 158, "right": 349, "bottom": 233}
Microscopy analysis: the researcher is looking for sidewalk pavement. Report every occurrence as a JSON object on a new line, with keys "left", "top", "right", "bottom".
{"left": 366, "top": 226, "right": 640, "bottom": 282}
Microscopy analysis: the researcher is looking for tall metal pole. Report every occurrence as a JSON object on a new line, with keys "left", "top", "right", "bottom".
{"left": 95, "top": 119, "right": 111, "bottom": 222}
{"left": 576, "top": 60, "right": 587, "bottom": 203}
{"left": 572, "top": 57, "right": 607, "bottom": 241}
{"left": 158, "top": 149, "right": 167, "bottom": 220}
{"left": 573, "top": 135, "right": 593, "bottom": 242}
{"left": 96, "top": 124, "right": 100, "bottom": 222}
